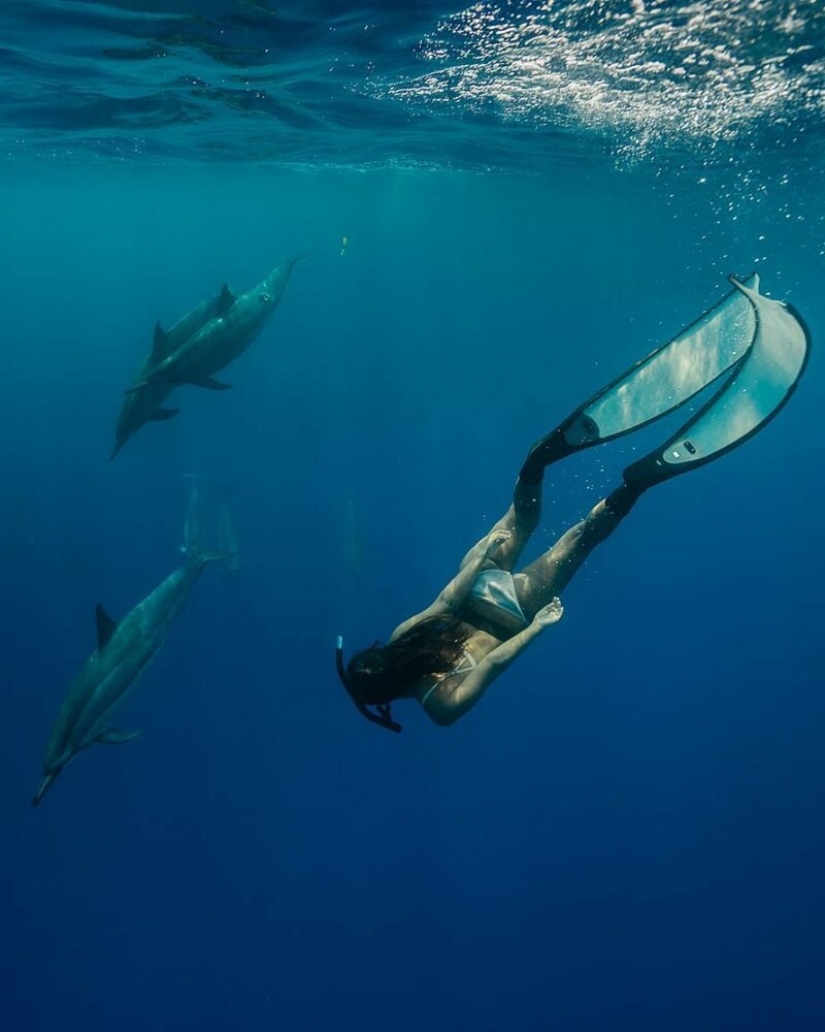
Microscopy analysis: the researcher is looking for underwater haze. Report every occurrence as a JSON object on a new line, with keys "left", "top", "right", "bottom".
{"left": 2, "top": 2, "right": 825, "bottom": 1030}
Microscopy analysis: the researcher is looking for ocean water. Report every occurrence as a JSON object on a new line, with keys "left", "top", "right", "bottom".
{"left": 2, "top": 2, "right": 824, "bottom": 1030}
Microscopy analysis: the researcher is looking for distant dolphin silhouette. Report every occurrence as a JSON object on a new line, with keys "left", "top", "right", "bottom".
{"left": 32, "top": 494, "right": 237, "bottom": 806}
{"left": 126, "top": 254, "right": 309, "bottom": 393}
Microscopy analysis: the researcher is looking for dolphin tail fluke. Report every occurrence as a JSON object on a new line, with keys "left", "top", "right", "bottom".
{"left": 32, "top": 771, "right": 58, "bottom": 807}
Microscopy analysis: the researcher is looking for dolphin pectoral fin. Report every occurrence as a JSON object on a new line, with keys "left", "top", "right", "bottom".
{"left": 149, "top": 407, "right": 181, "bottom": 421}
{"left": 217, "top": 282, "right": 236, "bottom": 317}
{"left": 95, "top": 603, "right": 118, "bottom": 651}
{"left": 151, "top": 322, "right": 169, "bottom": 363}
{"left": 195, "top": 378, "right": 232, "bottom": 391}
{"left": 94, "top": 728, "right": 143, "bottom": 745}
{"left": 32, "top": 771, "right": 58, "bottom": 806}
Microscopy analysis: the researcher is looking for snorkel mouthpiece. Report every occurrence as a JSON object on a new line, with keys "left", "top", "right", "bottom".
{"left": 335, "top": 636, "right": 402, "bottom": 733}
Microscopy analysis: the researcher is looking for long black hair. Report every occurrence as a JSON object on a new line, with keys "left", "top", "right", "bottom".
{"left": 345, "top": 614, "right": 470, "bottom": 707}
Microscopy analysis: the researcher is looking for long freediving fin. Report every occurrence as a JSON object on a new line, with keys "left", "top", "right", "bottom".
{"left": 622, "top": 277, "right": 810, "bottom": 487}
{"left": 524, "top": 275, "right": 761, "bottom": 474}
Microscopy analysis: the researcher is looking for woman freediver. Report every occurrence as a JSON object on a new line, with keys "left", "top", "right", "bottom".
{"left": 336, "top": 276, "right": 810, "bottom": 730}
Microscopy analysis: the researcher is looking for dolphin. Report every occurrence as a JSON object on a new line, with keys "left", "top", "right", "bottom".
{"left": 126, "top": 254, "right": 308, "bottom": 393}
{"left": 32, "top": 499, "right": 237, "bottom": 806}
{"left": 112, "top": 291, "right": 226, "bottom": 459}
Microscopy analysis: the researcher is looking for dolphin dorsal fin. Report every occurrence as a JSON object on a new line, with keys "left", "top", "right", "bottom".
{"left": 217, "top": 283, "right": 236, "bottom": 317}
{"left": 95, "top": 603, "right": 118, "bottom": 651}
{"left": 151, "top": 322, "right": 169, "bottom": 363}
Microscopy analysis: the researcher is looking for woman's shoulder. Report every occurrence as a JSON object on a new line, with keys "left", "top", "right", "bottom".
{"left": 414, "top": 630, "right": 500, "bottom": 706}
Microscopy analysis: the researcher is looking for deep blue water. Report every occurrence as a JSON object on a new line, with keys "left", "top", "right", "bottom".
{"left": 2, "top": 2, "right": 825, "bottom": 1030}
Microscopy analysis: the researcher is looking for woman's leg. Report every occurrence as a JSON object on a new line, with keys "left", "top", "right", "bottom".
{"left": 459, "top": 477, "right": 542, "bottom": 573}
{"left": 514, "top": 480, "right": 644, "bottom": 619}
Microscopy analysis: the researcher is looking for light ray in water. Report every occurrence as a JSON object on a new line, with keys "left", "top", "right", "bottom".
{"left": 372, "top": 0, "right": 825, "bottom": 158}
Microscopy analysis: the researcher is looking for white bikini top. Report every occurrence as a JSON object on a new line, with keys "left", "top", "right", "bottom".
{"left": 420, "top": 648, "right": 478, "bottom": 706}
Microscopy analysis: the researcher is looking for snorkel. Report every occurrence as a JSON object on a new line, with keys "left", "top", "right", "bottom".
{"left": 335, "top": 636, "right": 402, "bottom": 733}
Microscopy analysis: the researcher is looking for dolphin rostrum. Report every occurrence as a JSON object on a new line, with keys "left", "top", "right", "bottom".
{"left": 126, "top": 254, "right": 308, "bottom": 393}
{"left": 112, "top": 291, "right": 226, "bottom": 459}
{"left": 32, "top": 494, "right": 237, "bottom": 806}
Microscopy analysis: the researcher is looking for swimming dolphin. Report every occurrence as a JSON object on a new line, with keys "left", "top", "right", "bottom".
{"left": 126, "top": 254, "right": 308, "bottom": 393}
{"left": 112, "top": 291, "right": 226, "bottom": 459}
{"left": 32, "top": 501, "right": 237, "bottom": 806}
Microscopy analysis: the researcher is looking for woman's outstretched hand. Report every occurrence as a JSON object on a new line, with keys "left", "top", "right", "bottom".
{"left": 533, "top": 597, "right": 564, "bottom": 628}
{"left": 484, "top": 528, "right": 511, "bottom": 559}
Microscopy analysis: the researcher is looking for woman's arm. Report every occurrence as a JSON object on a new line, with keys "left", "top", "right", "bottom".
{"left": 389, "top": 530, "right": 511, "bottom": 642}
{"left": 422, "top": 599, "right": 564, "bottom": 725}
